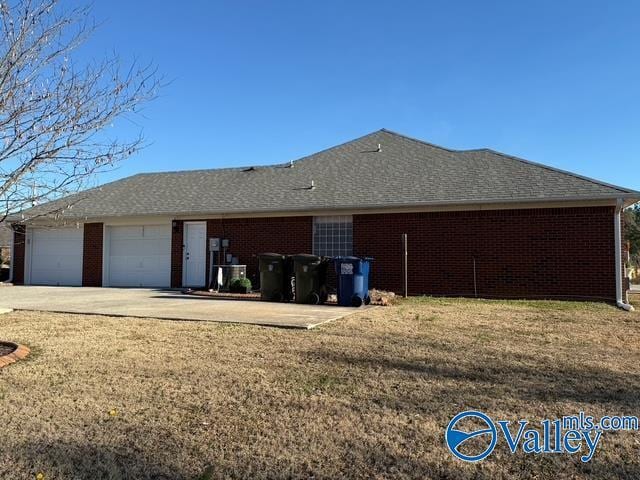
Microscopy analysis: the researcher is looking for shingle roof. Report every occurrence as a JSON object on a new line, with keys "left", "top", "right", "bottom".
{"left": 15, "top": 129, "right": 640, "bottom": 220}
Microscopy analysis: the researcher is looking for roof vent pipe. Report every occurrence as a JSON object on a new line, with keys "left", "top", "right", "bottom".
{"left": 377, "top": 143, "right": 382, "bottom": 152}
{"left": 310, "top": 180, "right": 315, "bottom": 190}
{"left": 615, "top": 198, "right": 634, "bottom": 311}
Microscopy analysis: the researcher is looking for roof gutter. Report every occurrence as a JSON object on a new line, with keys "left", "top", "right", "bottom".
{"left": 615, "top": 198, "right": 634, "bottom": 311}
{"left": 10, "top": 194, "right": 640, "bottom": 225}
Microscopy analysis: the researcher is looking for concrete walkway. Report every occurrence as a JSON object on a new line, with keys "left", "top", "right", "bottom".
{"left": 0, "top": 286, "right": 366, "bottom": 329}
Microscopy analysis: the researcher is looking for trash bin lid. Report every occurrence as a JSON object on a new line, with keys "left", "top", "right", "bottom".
{"left": 292, "top": 254, "right": 321, "bottom": 263}
{"left": 258, "top": 253, "right": 285, "bottom": 259}
{"left": 333, "top": 256, "right": 360, "bottom": 263}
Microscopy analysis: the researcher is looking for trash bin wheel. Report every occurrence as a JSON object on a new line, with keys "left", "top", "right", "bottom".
{"left": 351, "top": 295, "right": 363, "bottom": 307}
{"left": 364, "top": 295, "right": 371, "bottom": 305}
{"left": 310, "top": 292, "right": 321, "bottom": 305}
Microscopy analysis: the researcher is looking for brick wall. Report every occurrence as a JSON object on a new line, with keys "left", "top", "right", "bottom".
{"left": 204, "top": 216, "right": 313, "bottom": 288}
{"left": 353, "top": 206, "right": 618, "bottom": 300}
{"left": 82, "top": 223, "right": 103, "bottom": 287}
{"left": 171, "top": 220, "right": 184, "bottom": 288}
{"left": 11, "top": 225, "right": 25, "bottom": 285}
{"left": 10, "top": 206, "right": 625, "bottom": 301}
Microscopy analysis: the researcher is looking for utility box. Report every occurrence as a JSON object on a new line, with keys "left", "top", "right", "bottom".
{"left": 209, "top": 238, "right": 220, "bottom": 252}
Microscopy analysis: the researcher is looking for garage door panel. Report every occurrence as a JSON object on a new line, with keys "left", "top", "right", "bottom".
{"left": 107, "top": 225, "right": 171, "bottom": 287}
{"left": 142, "top": 225, "right": 170, "bottom": 238}
{"left": 29, "top": 228, "right": 84, "bottom": 286}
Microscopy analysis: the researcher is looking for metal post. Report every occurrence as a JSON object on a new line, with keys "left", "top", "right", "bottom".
{"left": 402, "top": 233, "right": 408, "bottom": 298}
{"left": 473, "top": 258, "right": 478, "bottom": 297}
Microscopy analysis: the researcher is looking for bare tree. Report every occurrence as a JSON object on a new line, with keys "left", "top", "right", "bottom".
{"left": 0, "top": 0, "right": 159, "bottom": 224}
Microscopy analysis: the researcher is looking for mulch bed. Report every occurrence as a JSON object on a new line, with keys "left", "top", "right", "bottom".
{"left": 184, "top": 289, "right": 262, "bottom": 301}
{"left": 0, "top": 343, "right": 15, "bottom": 357}
{"left": 0, "top": 341, "right": 30, "bottom": 369}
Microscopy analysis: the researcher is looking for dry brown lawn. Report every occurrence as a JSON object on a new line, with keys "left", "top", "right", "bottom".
{"left": 1, "top": 295, "right": 640, "bottom": 480}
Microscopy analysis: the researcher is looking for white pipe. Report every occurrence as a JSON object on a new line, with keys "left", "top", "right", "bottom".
{"left": 615, "top": 199, "right": 634, "bottom": 311}
{"left": 7, "top": 226, "right": 14, "bottom": 284}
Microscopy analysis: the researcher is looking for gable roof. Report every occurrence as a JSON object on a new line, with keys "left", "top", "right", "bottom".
{"left": 13, "top": 129, "right": 640, "bottom": 221}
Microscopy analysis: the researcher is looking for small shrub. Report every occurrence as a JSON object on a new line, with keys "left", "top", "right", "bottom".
{"left": 229, "top": 277, "right": 252, "bottom": 293}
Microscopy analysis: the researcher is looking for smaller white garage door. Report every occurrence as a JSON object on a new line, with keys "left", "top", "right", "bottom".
{"left": 107, "top": 225, "right": 171, "bottom": 287}
{"left": 29, "top": 227, "right": 84, "bottom": 286}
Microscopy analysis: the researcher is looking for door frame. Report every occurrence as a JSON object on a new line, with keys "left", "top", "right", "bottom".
{"left": 182, "top": 221, "right": 207, "bottom": 287}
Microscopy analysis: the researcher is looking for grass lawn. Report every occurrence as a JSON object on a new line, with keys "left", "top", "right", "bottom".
{"left": 1, "top": 295, "right": 640, "bottom": 479}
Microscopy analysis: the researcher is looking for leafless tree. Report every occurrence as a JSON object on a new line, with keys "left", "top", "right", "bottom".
{"left": 0, "top": 0, "right": 159, "bottom": 225}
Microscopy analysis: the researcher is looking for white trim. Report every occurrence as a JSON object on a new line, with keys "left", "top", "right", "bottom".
{"left": 14, "top": 198, "right": 629, "bottom": 227}
{"left": 182, "top": 221, "right": 206, "bottom": 288}
{"left": 102, "top": 223, "right": 109, "bottom": 287}
{"left": 25, "top": 227, "right": 32, "bottom": 285}
{"left": 8, "top": 227, "right": 14, "bottom": 283}
{"left": 615, "top": 199, "right": 634, "bottom": 311}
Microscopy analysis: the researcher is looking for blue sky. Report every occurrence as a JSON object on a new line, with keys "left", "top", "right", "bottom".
{"left": 77, "top": 0, "right": 639, "bottom": 190}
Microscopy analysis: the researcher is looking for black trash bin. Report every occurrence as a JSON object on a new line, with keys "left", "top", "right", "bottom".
{"left": 292, "top": 254, "right": 329, "bottom": 304}
{"left": 258, "top": 253, "right": 291, "bottom": 302}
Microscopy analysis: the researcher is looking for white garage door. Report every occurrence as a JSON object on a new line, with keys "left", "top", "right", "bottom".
{"left": 29, "top": 227, "right": 84, "bottom": 286}
{"left": 107, "top": 225, "right": 171, "bottom": 287}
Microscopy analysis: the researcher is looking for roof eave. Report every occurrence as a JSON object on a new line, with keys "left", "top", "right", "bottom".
{"left": 10, "top": 194, "right": 636, "bottom": 225}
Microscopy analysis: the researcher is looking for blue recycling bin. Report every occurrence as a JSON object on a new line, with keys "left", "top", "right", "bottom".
{"left": 333, "top": 256, "right": 372, "bottom": 307}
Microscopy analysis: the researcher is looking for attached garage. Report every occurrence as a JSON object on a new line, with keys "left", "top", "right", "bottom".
{"left": 27, "top": 227, "right": 84, "bottom": 286}
{"left": 8, "top": 130, "right": 639, "bottom": 305}
{"left": 105, "top": 225, "right": 171, "bottom": 287}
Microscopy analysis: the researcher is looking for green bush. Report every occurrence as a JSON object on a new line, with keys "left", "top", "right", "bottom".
{"left": 229, "top": 277, "right": 252, "bottom": 291}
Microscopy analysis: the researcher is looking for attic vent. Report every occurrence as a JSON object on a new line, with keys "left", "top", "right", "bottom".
{"left": 242, "top": 166, "right": 256, "bottom": 172}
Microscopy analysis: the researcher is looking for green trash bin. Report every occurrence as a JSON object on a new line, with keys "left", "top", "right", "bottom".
{"left": 258, "top": 253, "right": 290, "bottom": 302}
{"left": 292, "top": 254, "right": 329, "bottom": 304}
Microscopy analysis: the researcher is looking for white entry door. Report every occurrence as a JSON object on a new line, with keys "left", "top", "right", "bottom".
{"left": 183, "top": 222, "right": 206, "bottom": 287}
{"left": 107, "top": 225, "right": 171, "bottom": 287}
{"left": 28, "top": 227, "right": 84, "bottom": 286}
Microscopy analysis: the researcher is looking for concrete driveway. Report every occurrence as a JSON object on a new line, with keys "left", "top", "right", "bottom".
{"left": 0, "top": 286, "right": 365, "bottom": 329}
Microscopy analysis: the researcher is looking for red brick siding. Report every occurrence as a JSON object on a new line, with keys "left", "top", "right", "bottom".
{"left": 353, "top": 207, "right": 617, "bottom": 300}
{"left": 171, "top": 220, "right": 184, "bottom": 288}
{"left": 82, "top": 223, "right": 103, "bottom": 287}
{"left": 204, "top": 216, "right": 313, "bottom": 288}
{"left": 11, "top": 225, "right": 25, "bottom": 285}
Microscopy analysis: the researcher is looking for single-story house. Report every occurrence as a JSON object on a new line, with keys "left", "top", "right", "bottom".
{"left": 7, "top": 129, "right": 640, "bottom": 306}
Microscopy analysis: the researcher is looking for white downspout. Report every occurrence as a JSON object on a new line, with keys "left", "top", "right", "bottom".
{"left": 7, "top": 226, "right": 14, "bottom": 284}
{"left": 615, "top": 199, "right": 634, "bottom": 311}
